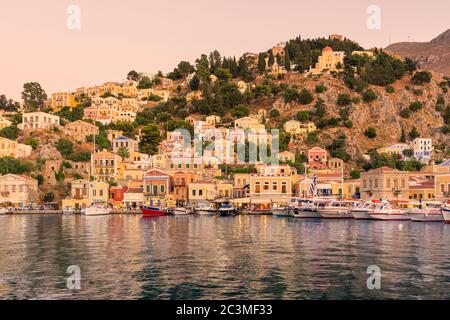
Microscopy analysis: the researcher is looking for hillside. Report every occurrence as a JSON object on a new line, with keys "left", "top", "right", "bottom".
{"left": 386, "top": 29, "right": 450, "bottom": 76}
{"left": 244, "top": 72, "right": 448, "bottom": 163}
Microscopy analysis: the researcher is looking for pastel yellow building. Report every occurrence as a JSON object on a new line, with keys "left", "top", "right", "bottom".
{"left": 360, "top": 167, "right": 409, "bottom": 201}
{"left": 51, "top": 92, "right": 76, "bottom": 112}
{"left": 279, "top": 151, "right": 296, "bottom": 163}
{"left": 352, "top": 51, "right": 375, "bottom": 58}
{"left": 234, "top": 116, "right": 264, "bottom": 131}
{"left": 435, "top": 174, "right": 450, "bottom": 200}
{"left": 283, "top": 120, "right": 316, "bottom": 137}
{"left": 309, "top": 47, "right": 345, "bottom": 75}
{"left": 89, "top": 180, "right": 110, "bottom": 203}
{"left": 188, "top": 181, "right": 233, "bottom": 204}
{"left": 377, "top": 143, "right": 410, "bottom": 156}
{"left": 0, "top": 116, "right": 12, "bottom": 129}
{"left": 0, "top": 137, "right": 32, "bottom": 158}
{"left": 64, "top": 120, "right": 99, "bottom": 142}
{"left": 0, "top": 174, "right": 39, "bottom": 207}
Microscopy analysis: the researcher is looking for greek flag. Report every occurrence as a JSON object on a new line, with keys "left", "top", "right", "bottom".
{"left": 309, "top": 174, "right": 317, "bottom": 195}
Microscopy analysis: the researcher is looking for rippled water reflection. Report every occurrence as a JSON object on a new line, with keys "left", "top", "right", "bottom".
{"left": 0, "top": 215, "right": 449, "bottom": 300}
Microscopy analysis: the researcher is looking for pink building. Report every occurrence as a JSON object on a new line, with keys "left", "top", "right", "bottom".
{"left": 308, "top": 147, "right": 328, "bottom": 170}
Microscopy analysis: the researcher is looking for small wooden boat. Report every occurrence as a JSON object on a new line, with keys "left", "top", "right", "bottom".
{"left": 0, "top": 207, "right": 10, "bottom": 215}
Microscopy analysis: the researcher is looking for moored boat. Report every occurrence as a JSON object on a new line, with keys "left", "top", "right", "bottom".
{"left": 195, "top": 202, "right": 216, "bottom": 215}
{"left": 173, "top": 207, "right": 192, "bottom": 215}
{"left": 272, "top": 204, "right": 293, "bottom": 217}
{"left": 317, "top": 200, "right": 354, "bottom": 219}
{"left": 351, "top": 202, "right": 376, "bottom": 220}
{"left": 141, "top": 205, "right": 168, "bottom": 217}
{"left": 408, "top": 203, "right": 444, "bottom": 222}
{"left": 218, "top": 201, "right": 237, "bottom": 216}
{"left": 0, "top": 207, "right": 10, "bottom": 215}
{"left": 370, "top": 203, "right": 410, "bottom": 221}
{"left": 289, "top": 198, "right": 321, "bottom": 218}
{"left": 442, "top": 206, "right": 450, "bottom": 224}
{"left": 63, "top": 208, "right": 75, "bottom": 215}
{"left": 84, "top": 205, "right": 112, "bottom": 216}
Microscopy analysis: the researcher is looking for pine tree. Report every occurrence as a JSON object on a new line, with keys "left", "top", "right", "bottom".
{"left": 268, "top": 51, "right": 275, "bottom": 66}
{"left": 284, "top": 49, "right": 291, "bottom": 71}
{"left": 400, "top": 127, "right": 406, "bottom": 143}
{"left": 257, "top": 53, "right": 267, "bottom": 73}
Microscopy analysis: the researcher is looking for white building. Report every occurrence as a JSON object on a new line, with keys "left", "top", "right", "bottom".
{"left": 411, "top": 138, "right": 433, "bottom": 162}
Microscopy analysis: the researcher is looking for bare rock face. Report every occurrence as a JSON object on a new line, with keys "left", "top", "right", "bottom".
{"left": 386, "top": 29, "right": 450, "bottom": 76}
{"left": 30, "top": 144, "right": 63, "bottom": 161}
{"left": 252, "top": 72, "right": 448, "bottom": 164}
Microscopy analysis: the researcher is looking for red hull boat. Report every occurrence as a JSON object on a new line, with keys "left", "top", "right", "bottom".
{"left": 141, "top": 205, "right": 168, "bottom": 217}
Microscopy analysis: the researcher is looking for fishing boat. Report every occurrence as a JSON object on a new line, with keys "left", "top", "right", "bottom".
{"left": 141, "top": 205, "right": 168, "bottom": 217}
{"left": 408, "top": 202, "right": 444, "bottom": 222}
{"left": 173, "top": 207, "right": 192, "bottom": 215}
{"left": 290, "top": 198, "right": 321, "bottom": 218}
{"left": 194, "top": 202, "right": 216, "bottom": 215}
{"left": 0, "top": 207, "right": 9, "bottom": 215}
{"left": 218, "top": 201, "right": 237, "bottom": 216}
{"left": 317, "top": 200, "right": 355, "bottom": 219}
{"left": 370, "top": 203, "right": 410, "bottom": 221}
{"left": 351, "top": 201, "right": 376, "bottom": 220}
{"left": 84, "top": 204, "right": 112, "bottom": 216}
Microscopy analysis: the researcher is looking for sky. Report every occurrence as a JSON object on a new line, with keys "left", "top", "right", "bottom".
{"left": 0, "top": 0, "right": 449, "bottom": 100}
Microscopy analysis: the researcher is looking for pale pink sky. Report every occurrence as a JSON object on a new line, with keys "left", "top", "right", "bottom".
{"left": 0, "top": 0, "right": 449, "bottom": 100}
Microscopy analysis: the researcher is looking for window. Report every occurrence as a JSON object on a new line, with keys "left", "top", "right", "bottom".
{"left": 160, "top": 185, "right": 165, "bottom": 193}
{"left": 192, "top": 190, "right": 196, "bottom": 196}
{"left": 264, "top": 182, "right": 269, "bottom": 191}
{"left": 199, "top": 190, "right": 203, "bottom": 196}
{"left": 153, "top": 185, "right": 158, "bottom": 196}
{"left": 272, "top": 182, "right": 278, "bottom": 191}
{"left": 282, "top": 182, "right": 287, "bottom": 194}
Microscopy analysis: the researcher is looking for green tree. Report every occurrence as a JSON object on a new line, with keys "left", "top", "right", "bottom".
{"left": 337, "top": 94, "right": 352, "bottom": 106}
{"left": 364, "top": 127, "right": 377, "bottom": 139}
{"left": 0, "top": 126, "right": 20, "bottom": 140}
{"left": 21, "top": 82, "right": 47, "bottom": 111}
{"left": 269, "top": 108, "right": 280, "bottom": 118}
{"left": 24, "top": 137, "right": 39, "bottom": 149}
{"left": 284, "top": 49, "right": 291, "bottom": 71}
{"left": 296, "top": 111, "right": 311, "bottom": 122}
{"left": 44, "top": 192, "right": 55, "bottom": 203}
{"left": 409, "top": 127, "right": 420, "bottom": 140}
{"left": 55, "top": 138, "right": 74, "bottom": 158}
{"left": 232, "top": 105, "right": 249, "bottom": 118}
{"left": 127, "top": 70, "right": 140, "bottom": 81}
{"left": 411, "top": 71, "right": 432, "bottom": 85}
{"left": 117, "top": 147, "right": 130, "bottom": 160}
{"left": 363, "top": 89, "right": 377, "bottom": 102}
{"left": 257, "top": 53, "right": 267, "bottom": 72}
{"left": 298, "top": 89, "right": 314, "bottom": 104}
{"left": 409, "top": 101, "right": 423, "bottom": 112}
{"left": 139, "top": 123, "right": 161, "bottom": 155}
